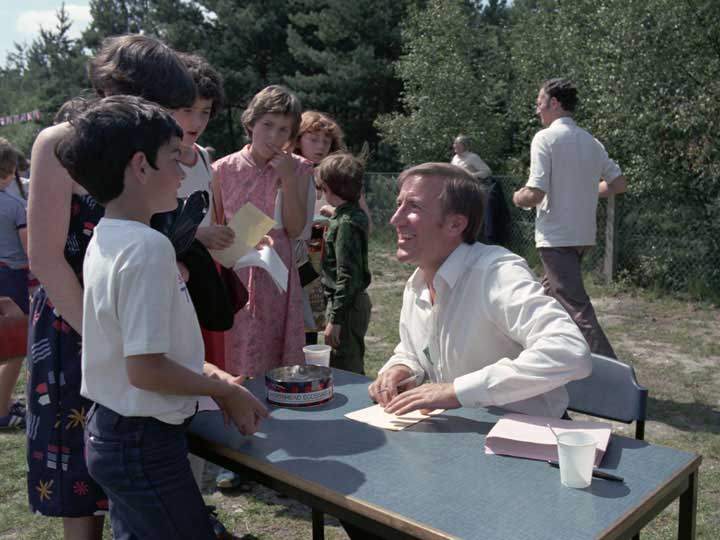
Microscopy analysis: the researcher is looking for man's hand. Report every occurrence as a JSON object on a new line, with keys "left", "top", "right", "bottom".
{"left": 195, "top": 225, "right": 235, "bottom": 250}
{"left": 215, "top": 384, "right": 269, "bottom": 435}
{"left": 324, "top": 322, "right": 342, "bottom": 348}
{"left": 268, "top": 145, "right": 296, "bottom": 181}
{"left": 368, "top": 365, "right": 417, "bottom": 407}
{"left": 383, "top": 383, "right": 461, "bottom": 416}
{"left": 512, "top": 186, "right": 545, "bottom": 208}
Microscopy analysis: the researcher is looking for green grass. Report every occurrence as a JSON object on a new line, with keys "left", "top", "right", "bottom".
{"left": 1, "top": 232, "right": 718, "bottom": 539}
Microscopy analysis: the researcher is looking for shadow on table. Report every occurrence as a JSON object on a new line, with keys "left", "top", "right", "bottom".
{"left": 272, "top": 458, "right": 367, "bottom": 494}
{"left": 582, "top": 479, "right": 631, "bottom": 498}
{"left": 191, "top": 409, "right": 387, "bottom": 459}
{"left": 408, "top": 415, "right": 495, "bottom": 436}
{"left": 251, "top": 416, "right": 387, "bottom": 458}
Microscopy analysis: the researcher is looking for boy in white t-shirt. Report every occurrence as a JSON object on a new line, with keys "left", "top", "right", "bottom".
{"left": 55, "top": 95, "right": 268, "bottom": 539}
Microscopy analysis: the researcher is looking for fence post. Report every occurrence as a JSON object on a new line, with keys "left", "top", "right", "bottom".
{"left": 603, "top": 195, "right": 619, "bottom": 284}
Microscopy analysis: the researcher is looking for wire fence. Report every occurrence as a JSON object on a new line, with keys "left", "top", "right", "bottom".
{"left": 364, "top": 172, "right": 720, "bottom": 301}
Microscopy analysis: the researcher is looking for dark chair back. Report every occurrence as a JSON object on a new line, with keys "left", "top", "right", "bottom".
{"left": 566, "top": 353, "right": 648, "bottom": 440}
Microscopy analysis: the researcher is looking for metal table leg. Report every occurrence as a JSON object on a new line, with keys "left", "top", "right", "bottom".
{"left": 312, "top": 508, "right": 325, "bottom": 540}
{"left": 678, "top": 469, "right": 698, "bottom": 540}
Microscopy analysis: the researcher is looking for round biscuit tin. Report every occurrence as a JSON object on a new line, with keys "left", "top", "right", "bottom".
{"left": 265, "top": 365, "right": 333, "bottom": 407}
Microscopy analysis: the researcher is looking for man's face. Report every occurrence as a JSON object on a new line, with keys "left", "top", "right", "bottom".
{"left": 536, "top": 88, "right": 558, "bottom": 127}
{"left": 390, "top": 175, "right": 455, "bottom": 273}
{"left": 453, "top": 140, "right": 465, "bottom": 155}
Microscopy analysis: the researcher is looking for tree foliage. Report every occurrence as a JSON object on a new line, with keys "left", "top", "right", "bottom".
{"left": 286, "top": 0, "right": 408, "bottom": 169}
{"left": 376, "top": 0, "right": 510, "bottom": 167}
{"left": 0, "top": 0, "right": 718, "bottom": 295}
{"left": 0, "top": 4, "right": 87, "bottom": 153}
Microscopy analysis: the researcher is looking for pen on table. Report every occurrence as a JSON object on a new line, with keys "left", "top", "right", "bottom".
{"left": 547, "top": 460, "right": 625, "bottom": 482}
{"left": 378, "top": 374, "right": 419, "bottom": 393}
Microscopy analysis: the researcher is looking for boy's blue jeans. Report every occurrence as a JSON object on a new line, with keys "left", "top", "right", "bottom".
{"left": 85, "top": 404, "right": 215, "bottom": 540}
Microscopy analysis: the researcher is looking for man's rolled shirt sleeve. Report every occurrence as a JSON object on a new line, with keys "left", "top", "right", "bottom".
{"left": 525, "top": 131, "right": 551, "bottom": 193}
{"left": 452, "top": 255, "right": 591, "bottom": 408}
{"left": 378, "top": 282, "right": 426, "bottom": 382}
{"left": 598, "top": 141, "right": 623, "bottom": 182}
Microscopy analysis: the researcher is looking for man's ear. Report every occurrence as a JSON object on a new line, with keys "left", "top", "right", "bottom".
{"left": 445, "top": 213, "right": 469, "bottom": 238}
{"left": 129, "top": 151, "right": 149, "bottom": 185}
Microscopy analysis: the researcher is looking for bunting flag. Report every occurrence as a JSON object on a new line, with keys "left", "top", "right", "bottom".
{"left": 0, "top": 109, "right": 41, "bottom": 127}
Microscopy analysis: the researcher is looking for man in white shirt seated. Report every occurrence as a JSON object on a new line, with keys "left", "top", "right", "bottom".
{"left": 369, "top": 163, "right": 591, "bottom": 418}
{"left": 451, "top": 134, "right": 492, "bottom": 180}
{"left": 512, "top": 78, "right": 627, "bottom": 358}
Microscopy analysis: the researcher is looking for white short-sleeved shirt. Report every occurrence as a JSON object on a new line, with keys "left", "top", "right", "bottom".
{"left": 81, "top": 218, "right": 204, "bottom": 424}
{"left": 451, "top": 151, "right": 492, "bottom": 180}
{"left": 177, "top": 145, "right": 213, "bottom": 228}
{"left": 379, "top": 242, "right": 591, "bottom": 417}
{"left": 526, "top": 117, "right": 622, "bottom": 247}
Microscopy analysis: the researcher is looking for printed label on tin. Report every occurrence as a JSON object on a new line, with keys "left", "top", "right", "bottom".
{"left": 267, "top": 387, "right": 333, "bottom": 404}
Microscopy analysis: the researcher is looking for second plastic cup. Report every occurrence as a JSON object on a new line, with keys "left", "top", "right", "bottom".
{"left": 302, "top": 344, "right": 331, "bottom": 367}
{"left": 557, "top": 432, "right": 597, "bottom": 488}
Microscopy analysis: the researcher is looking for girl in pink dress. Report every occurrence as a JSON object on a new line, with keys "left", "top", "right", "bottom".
{"left": 212, "top": 86, "right": 313, "bottom": 376}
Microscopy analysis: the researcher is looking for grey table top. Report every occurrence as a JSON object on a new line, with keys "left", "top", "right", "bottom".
{"left": 189, "top": 369, "right": 700, "bottom": 540}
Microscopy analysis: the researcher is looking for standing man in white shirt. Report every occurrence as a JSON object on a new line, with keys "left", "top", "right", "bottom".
{"left": 369, "top": 162, "right": 591, "bottom": 417}
{"left": 512, "top": 79, "right": 627, "bottom": 358}
{"left": 451, "top": 134, "right": 492, "bottom": 180}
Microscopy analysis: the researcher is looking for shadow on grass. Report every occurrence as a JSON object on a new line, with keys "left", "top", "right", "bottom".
{"left": 649, "top": 396, "right": 720, "bottom": 434}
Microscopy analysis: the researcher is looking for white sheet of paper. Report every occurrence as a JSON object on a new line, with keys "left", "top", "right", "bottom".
{"left": 234, "top": 246, "right": 288, "bottom": 292}
{"left": 209, "top": 203, "right": 276, "bottom": 268}
{"left": 345, "top": 404, "right": 444, "bottom": 431}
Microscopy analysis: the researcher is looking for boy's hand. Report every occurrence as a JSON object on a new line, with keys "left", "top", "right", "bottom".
{"left": 216, "top": 384, "right": 269, "bottom": 435}
{"left": 267, "top": 144, "right": 296, "bottom": 181}
{"left": 196, "top": 225, "right": 235, "bottom": 250}
{"left": 324, "top": 322, "right": 342, "bottom": 348}
{"left": 319, "top": 204, "right": 335, "bottom": 218}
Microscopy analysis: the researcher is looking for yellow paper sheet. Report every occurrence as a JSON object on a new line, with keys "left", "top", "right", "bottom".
{"left": 345, "top": 404, "right": 444, "bottom": 431}
{"left": 209, "top": 203, "right": 276, "bottom": 268}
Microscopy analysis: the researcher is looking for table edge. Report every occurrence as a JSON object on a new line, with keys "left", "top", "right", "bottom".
{"left": 596, "top": 453, "right": 703, "bottom": 540}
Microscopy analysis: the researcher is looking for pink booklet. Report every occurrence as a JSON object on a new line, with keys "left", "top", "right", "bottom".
{"left": 485, "top": 413, "right": 612, "bottom": 466}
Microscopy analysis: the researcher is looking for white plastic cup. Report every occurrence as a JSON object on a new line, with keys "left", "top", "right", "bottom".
{"left": 557, "top": 432, "right": 597, "bottom": 488}
{"left": 302, "top": 344, "right": 331, "bottom": 367}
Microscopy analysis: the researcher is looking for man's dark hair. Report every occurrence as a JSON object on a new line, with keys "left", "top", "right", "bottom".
{"left": 88, "top": 35, "right": 196, "bottom": 110}
{"left": 177, "top": 52, "right": 226, "bottom": 119}
{"left": 316, "top": 152, "right": 364, "bottom": 203}
{"left": 397, "top": 162, "right": 485, "bottom": 244}
{"left": 55, "top": 96, "right": 183, "bottom": 204}
{"left": 541, "top": 78, "right": 578, "bottom": 112}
